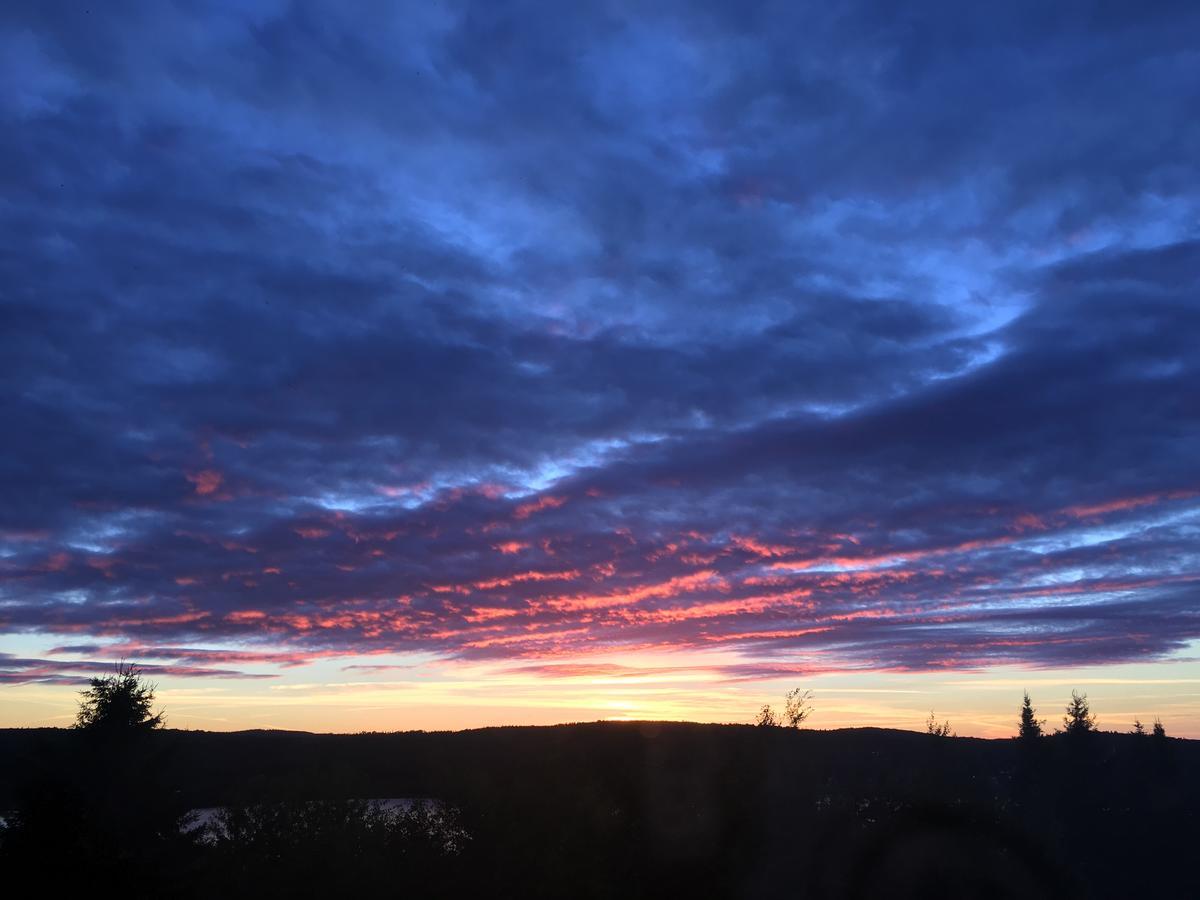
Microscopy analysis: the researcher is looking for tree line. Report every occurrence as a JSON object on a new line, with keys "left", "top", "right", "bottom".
{"left": 755, "top": 686, "right": 1171, "bottom": 740}
{"left": 0, "top": 665, "right": 1191, "bottom": 898}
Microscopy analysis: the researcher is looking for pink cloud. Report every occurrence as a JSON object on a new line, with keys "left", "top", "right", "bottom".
{"left": 513, "top": 494, "right": 567, "bottom": 519}
{"left": 185, "top": 468, "right": 224, "bottom": 496}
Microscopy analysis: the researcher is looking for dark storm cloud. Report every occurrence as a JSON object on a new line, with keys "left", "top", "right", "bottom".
{"left": 2, "top": 1, "right": 1198, "bottom": 677}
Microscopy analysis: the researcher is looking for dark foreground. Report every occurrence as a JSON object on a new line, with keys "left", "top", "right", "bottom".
{"left": 1, "top": 722, "right": 1196, "bottom": 898}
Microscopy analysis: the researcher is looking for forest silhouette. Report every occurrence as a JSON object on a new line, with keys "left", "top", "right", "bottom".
{"left": 0, "top": 666, "right": 1195, "bottom": 898}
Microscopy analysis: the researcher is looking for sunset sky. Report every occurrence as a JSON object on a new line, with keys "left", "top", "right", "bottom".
{"left": 3, "top": 1, "right": 1199, "bottom": 737}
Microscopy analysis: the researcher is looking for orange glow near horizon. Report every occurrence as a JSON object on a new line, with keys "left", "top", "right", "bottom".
{"left": 3, "top": 637, "right": 1199, "bottom": 740}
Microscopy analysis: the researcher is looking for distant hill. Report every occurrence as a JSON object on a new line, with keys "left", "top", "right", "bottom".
{"left": 1, "top": 721, "right": 1195, "bottom": 806}
{"left": 3, "top": 722, "right": 1197, "bottom": 898}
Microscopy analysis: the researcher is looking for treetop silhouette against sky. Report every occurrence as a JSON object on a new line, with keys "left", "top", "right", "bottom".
{"left": 75, "top": 663, "right": 165, "bottom": 732}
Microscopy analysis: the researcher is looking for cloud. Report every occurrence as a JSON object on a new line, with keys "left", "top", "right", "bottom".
{"left": 0, "top": 1, "right": 1198, "bottom": 682}
{"left": 0, "top": 652, "right": 278, "bottom": 685}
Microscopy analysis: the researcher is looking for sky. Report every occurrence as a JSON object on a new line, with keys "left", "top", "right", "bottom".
{"left": 2, "top": 1, "right": 1199, "bottom": 737}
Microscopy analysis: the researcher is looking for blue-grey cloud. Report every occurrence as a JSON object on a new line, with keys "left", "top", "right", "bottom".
{"left": 1, "top": 0, "right": 1198, "bottom": 677}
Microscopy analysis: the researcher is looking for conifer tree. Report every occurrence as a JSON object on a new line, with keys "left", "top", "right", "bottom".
{"left": 1062, "top": 690, "right": 1097, "bottom": 735}
{"left": 1018, "top": 691, "right": 1044, "bottom": 739}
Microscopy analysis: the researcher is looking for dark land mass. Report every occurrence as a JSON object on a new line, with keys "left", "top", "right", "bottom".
{"left": 1, "top": 722, "right": 1196, "bottom": 898}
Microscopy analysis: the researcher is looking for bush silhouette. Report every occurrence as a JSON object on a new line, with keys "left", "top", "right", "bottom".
{"left": 755, "top": 688, "right": 813, "bottom": 728}
{"left": 199, "top": 799, "right": 467, "bottom": 898}
{"left": 755, "top": 704, "right": 779, "bottom": 727}
{"left": 783, "top": 688, "right": 814, "bottom": 728}
{"left": 926, "top": 712, "right": 954, "bottom": 737}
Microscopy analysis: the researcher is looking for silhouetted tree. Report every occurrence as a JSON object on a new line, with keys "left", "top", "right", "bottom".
{"left": 1062, "top": 691, "right": 1097, "bottom": 735}
{"left": 1132, "top": 719, "right": 1147, "bottom": 736}
{"left": 75, "top": 663, "right": 165, "bottom": 732}
{"left": 1018, "top": 692, "right": 1044, "bottom": 739}
{"left": 783, "top": 688, "right": 814, "bottom": 728}
{"left": 1152, "top": 718, "right": 1166, "bottom": 738}
{"left": 755, "top": 704, "right": 779, "bottom": 727}
{"left": 926, "top": 711, "right": 953, "bottom": 737}
{"left": 1, "top": 663, "right": 193, "bottom": 896}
